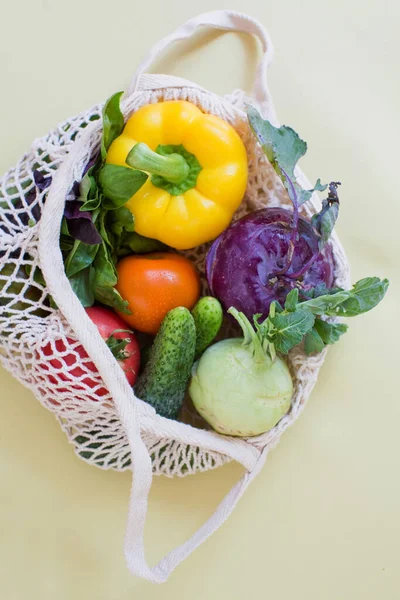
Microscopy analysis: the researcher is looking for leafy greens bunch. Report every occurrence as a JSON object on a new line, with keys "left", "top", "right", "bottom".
{"left": 60, "top": 93, "right": 165, "bottom": 313}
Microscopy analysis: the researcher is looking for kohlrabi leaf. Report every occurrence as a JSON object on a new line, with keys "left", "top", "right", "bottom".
{"left": 298, "top": 178, "right": 327, "bottom": 206}
{"left": 314, "top": 319, "right": 348, "bottom": 344}
{"left": 304, "top": 319, "right": 348, "bottom": 355}
{"left": 247, "top": 106, "right": 330, "bottom": 211}
{"left": 311, "top": 182, "right": 340, "bottom": 250}
{"left": 300, "top": 284, "right": 343, "bottom": 300}
{"left": 258, "top": 277, "right": 387, "bottom": 356}
{"left": 300, "top": 277, "right": 389, "bottom": 317}
{"left": 284, "top": 288, "right": 299, "bottom": 312}
{"left": 247, "top": 105, "right": 336, "bottom": 256}
{"left": 269, "top": 309, "right": 315, "bottom": 354}
{"left": 332, "top": 277, "right": 389, "bottom": 317}
{"left": 247, "top": 107, "right": 307, "bottom": 181}
{"left": 304, "top": 327, "right": 325, "bottom": 354}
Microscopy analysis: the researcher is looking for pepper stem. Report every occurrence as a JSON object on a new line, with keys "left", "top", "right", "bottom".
{"left": 126, "top": 142, "right": 190, "bottom": 185}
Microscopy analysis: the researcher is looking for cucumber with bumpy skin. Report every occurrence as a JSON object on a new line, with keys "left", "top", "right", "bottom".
{"left": 192, "top": 296, "right": 223, "bottom": 358}
{"left": 135, "top": 307, "right": 196, "bottom": 419}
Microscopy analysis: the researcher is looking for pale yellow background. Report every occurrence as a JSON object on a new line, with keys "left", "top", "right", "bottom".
{"left": 0, "top": 1, "right": 399, "bottom": 598}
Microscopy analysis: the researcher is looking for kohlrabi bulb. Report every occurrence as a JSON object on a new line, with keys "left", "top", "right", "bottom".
{"left": 189, "top": 336, "right": 293, "bottom": 437}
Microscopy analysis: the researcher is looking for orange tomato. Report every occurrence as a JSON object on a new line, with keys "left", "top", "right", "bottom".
{"left": 115, "top": 252, "right": 201, "bottom": 335}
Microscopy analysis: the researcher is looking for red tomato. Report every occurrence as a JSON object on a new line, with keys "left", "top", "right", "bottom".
{"left": 39, "top": 306, "right": 140, "bottom": 404}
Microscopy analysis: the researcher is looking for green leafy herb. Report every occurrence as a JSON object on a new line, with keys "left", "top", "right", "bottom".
{"left": 80, "top": 181, "right": 102, "bottom": 212}
{"left": 107, "top": 206, "right": 135, "bottom": 236}
{"left": 98, "top": 164, "right": 148, "bottom": 208}
{"left": 68, "top": 267, "right": 96, "bottom": 307}
{"left": 60, "top": 233, "right": 74, "bottom": 252}
{"left": 60, "top": 91, "right": 157, "bottom": 312}
{"left": 101, "top": 91, "right": 125, "bottom": 159}
{"left": 94, "top": 286, "right": 131, "bottom": 314}
{"left": 65, "top": 239, "right": 99, "bottom": 278}
{"left": 92, "top": 243, "right": 131, "bottom": 314}
{"left": 121, "top": 232, "right": 167, "bottom": 254}
{"left": 61, "top": 91, "right": 171, "bottom": 313}
{"left": 97, "top": 210, "right": 113, "bottom": 248}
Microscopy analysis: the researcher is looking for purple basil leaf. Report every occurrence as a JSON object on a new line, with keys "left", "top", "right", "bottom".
{"left": 62, "top": 153, "right": 103, "bottom": 244}
{"left": 64, "top": 153, "right": 100, "bottom": 205}
{"left": 30, "top": 201, "right": 42, "bottom": 223}
{"left": 66, "top": 217, "right": 102, "bottom": 245}
{"left": 33, "top": 170, "right": 52, "bottom": 192}
{"left": 66, "top": 180, "right": 80, "bottom": 202}
{"left": 23, "top": 189, "right": 41, "bottom": 224}
{"left": 25, "top": 189, "right": 36, "bottom": 206}
{"left": 14, "top": 171, "right": 53, "bottom": 226}
{"left": 64, "top": 200, "right": 102, "bottom": 245}
{"left": 64, "top": 199, "right": 86, "bottom": 220}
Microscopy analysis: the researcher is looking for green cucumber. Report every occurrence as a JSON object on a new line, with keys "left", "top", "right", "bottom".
{"left": 135, "top": 307, "right": 196, "bottom": 419}
{"left": 192, "top": 296, "right": 223, "bottom": 358}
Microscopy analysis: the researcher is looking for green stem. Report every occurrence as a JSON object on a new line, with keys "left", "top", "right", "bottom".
{"left": 228, "top": 307, "right": 272, "bottom": 368}
{"left": 126, "top": 142, "right": 190, "bottom": 185}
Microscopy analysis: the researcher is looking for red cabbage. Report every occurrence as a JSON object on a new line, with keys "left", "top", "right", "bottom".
{"left": 206, "top": 207, "right": 335, "bottom": 321}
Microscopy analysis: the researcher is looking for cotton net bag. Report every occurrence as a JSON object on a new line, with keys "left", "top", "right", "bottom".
{"left": 0, "top": 10, "right": 350, "bottom": 583}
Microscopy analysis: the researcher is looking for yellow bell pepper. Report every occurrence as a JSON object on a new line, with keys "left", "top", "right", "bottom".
{"left": 106, "top": 100, "right": 248, "bottom": 250}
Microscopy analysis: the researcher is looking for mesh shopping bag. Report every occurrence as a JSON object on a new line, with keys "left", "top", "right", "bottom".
{"left": 0, "top": 10, "right": 350, "bottom": 583}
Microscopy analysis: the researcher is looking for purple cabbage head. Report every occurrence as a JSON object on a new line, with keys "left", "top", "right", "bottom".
{"left": 206, "top": 207, "right": 335, "bottom": 321}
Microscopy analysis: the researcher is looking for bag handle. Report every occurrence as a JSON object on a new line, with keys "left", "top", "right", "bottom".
{"left": 38, "top": 116, "right": 267, "bottom": 583}
{"left": 126, "top": 10, "right": 274, "bottom": 109}
{"left": 124, "top": 449, "right": 268, "bottom": 583}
